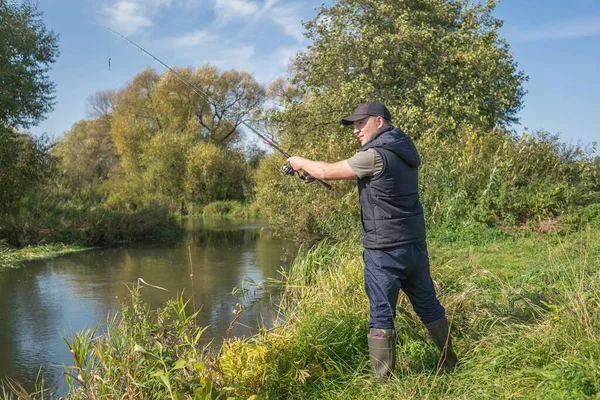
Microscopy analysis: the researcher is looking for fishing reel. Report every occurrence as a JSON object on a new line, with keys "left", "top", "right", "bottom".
{"left": 280, "top": 164, "right": 316, "bottom": 183}
{"left": 280, "top": 164, "right": 295, "bottom": 176}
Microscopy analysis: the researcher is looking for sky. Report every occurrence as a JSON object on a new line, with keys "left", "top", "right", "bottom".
{"left": 30, "top": 0, "right": 600, "bottom": 153}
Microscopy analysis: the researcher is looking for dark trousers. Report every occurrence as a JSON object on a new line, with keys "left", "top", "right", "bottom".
{"left": 363, "top": 241, "right": 445, "bottom": 330}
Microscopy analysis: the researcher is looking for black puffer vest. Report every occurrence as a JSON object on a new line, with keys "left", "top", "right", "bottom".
{"left": 358, "top": 127, "right": 426, "bottom": 249}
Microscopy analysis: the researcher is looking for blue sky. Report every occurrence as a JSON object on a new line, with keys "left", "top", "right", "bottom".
{"left": 32, "top": 0, "right": 599, "bottom": 153}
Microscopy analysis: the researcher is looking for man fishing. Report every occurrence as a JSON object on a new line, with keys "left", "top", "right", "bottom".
{"left": 287, "top": 101, "right": 457, "bottom": 377}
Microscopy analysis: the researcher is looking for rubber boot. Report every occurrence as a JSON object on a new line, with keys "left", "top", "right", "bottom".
{"left": 367, "top": 328, "right": 396, "bottom": 378}
{"left": 425, "top": 316, "right": 457, "bottom": 372}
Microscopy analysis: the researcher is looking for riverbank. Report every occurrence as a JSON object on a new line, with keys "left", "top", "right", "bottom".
{"left": 21, "top": 224, "right": 597, "bottom": 399}
{"left": 0, "top": 201, "right": 258, "bottom": 271}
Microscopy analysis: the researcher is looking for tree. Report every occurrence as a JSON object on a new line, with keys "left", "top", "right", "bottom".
{"left": 287, "top": 0, "right": 526, "bottom": 140}
{"left": 592, "top": 155, "right": 600, "bottom": 188}
{"left": 109, "top": 65, "right": 265, "bottom": 208}
{"left": 87, "top": 89, "right": 116, "bottom": 129}
{"left": 52, "top": 118, "right": 120, "bottom": 192}
{"left": 142, "top": 129, "right": 196, "bottom": 208}
{"left": 185, "top": 142, "right": 251, "bottom": 205}
{"left": 0, "top": 0, "right": 59, "bottom": 130}
{"left": 0, "top": 130, "right": 55, "bottom": 245}
{"left": 0, "top": 1, "right": 58, "bottom": 234}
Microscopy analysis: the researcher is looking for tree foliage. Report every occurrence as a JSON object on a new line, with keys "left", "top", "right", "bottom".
{"left": 52, "top": 118, "right": 120, "bottom": 192}
{"left": 0, "top": 0, "right": 59, "bottom": 129}
{"left": 185, "top": 142, "right": 251, "bottom": 206}
{"left": 0, "top": 129, "right": 54, "bottom": 210}
{"left": 51, "top": 65, "right": 263, "bottom": 212}
{"left": 111, "top": 65, "right": 266, "bottom": 173}
{"left": 291, "top": 0, "right": 527, "bottom": 139}
{"left": 0, "top": 1, "right": 58, "bottom": 240}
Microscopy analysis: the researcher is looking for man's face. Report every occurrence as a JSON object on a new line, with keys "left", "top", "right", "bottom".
{"left": 354, "top": 116, "right": 383, "bottom": 146}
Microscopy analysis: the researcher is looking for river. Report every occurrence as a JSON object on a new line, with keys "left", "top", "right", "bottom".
{"left": 0, "top": 218, "right": 295, "bottom": 396}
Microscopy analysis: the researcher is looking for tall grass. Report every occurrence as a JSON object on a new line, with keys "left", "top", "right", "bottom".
{"left": 59, "top": 281, "right": 215, "bottom": 400}
{"left": 219, "top": 226, "right": 600, "bottom": 399}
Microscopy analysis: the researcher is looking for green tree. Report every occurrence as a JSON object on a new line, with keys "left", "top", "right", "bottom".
{"left": 109, "top": 65, "right": 265, "bottom": 208}
{"left": 142, "top": 129, "right": 196, "bottom": 208}
{"left": 111, "top": 65, "right": 266, "bottom": 174}
{"left": 0, "top": 0, "right": 58, "bottom": 239}
{"left": 591, "top": 155, "right": 600, "bottom": 189}
{"left": 185, "top": 142, "right": 251, "bottom": 206}
{"left": 0, "top": 131, "right": 55, "bottom": 244}
{"left": 52, "top": 118, "right": 120, "bottom": 194}
{"left": 0, "top": 0, "right": 59, "bottom": 129}
{"left": 290, "top": 0, "right": 527, "bottom": 140}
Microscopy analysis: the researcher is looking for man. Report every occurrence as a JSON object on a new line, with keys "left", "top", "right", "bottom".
{"left": 287, "top": 101, "right": 457, "bottom": 377}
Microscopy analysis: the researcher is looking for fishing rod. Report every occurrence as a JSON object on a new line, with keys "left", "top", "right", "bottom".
{"left": 107, "top": 28, "right": 332, "bottom": 191}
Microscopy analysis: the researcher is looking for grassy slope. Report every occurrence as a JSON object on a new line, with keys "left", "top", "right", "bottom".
{"left": 219, "top": 227, "right": 600, "bottom": 399}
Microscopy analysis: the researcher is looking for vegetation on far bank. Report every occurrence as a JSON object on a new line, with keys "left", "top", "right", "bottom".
{"left": 0, "top": 241, "right": 88, "bottom": 270}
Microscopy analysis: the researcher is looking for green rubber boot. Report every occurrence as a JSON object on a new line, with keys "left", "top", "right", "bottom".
{"left": 367, "top": 329, "right": 396, "bottom": 378}
{"left": 425, "top": 316, "right": 457, "bottom": 372}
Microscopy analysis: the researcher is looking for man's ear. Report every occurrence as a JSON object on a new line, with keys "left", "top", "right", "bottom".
{"left": 377, "top": 116, "right": 385, "bottom": 129}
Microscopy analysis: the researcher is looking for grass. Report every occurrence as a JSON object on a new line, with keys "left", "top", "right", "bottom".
{"left": 0, "top": 240, "right": 89, "bottom": 270}
{"left": 3, "top": 225, "right": 599, "bottom": 399}
{"left": 218, "top": 225, "right": 600, "bottom": 399}
{"left": 200, "top": 201, "right": 261, "bottom": 219}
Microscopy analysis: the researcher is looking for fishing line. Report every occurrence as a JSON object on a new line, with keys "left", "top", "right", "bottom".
{"left": 107, "top": 28, "right": 111, "bottom": 71}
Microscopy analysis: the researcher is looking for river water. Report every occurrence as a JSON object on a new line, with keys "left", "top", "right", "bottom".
{"left": 0, "top": 218, "right": 295, "bottom": 396}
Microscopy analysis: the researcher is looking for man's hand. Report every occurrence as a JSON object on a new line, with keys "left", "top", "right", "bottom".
{"left": 287, "top": 156, "right": 307, "bottom": 171}
{"left": 287, "top": 156, "right": 357, "bottom": 181}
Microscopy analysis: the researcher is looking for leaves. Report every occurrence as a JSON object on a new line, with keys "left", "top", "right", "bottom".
{"left": 0, "top": 1, "right": 59, "bottom": 129}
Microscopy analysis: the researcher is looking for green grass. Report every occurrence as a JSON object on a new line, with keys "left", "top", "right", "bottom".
{"left": 218, "top": 226, "right": 600, "bottom": 399}
{"left": 0, "top": 240, "right": 89, "bottom": 270}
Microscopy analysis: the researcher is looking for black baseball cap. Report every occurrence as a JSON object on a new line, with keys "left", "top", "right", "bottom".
{"left": 341, "top": 101, "right": 392, "bottom": 126}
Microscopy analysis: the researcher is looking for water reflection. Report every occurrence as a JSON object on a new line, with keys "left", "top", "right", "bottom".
{"left": 0, "top": 218, "right": 295, "bottom": 396}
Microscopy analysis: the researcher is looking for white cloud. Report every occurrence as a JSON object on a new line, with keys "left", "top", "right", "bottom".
{"left": 168, "top": 30, "right": 216, "bottom": 48}
{"left": 101, "top": 1, "right": 153, "bottom": 36}
{"left": 219, "top": 0, "right": 306, "bottom": 42}
{"left": 267, "top": 3, "right": 305, "bottom": 42}
{"left": 214, "top": 0, "right": 260, "bottom": 22}
{"left": 513, "top": 14, "right": 600, "bottom": 41}
{"left": 101, "top": 0, "right": 178, "bottom": 36}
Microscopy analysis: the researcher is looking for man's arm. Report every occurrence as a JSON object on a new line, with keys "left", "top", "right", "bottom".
{"left": 287, "top": 156, "right": 357, "bottom": 181}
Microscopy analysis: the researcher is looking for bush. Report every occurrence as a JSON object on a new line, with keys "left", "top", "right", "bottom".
{"left": 202, "top": 201, "right": 259, "bottom": 218}
{"left": 0, "top": 195, "right": 182, "bottom": 247}
{"left": 60, "top": 283, "right": 216, "bottom": 399}
{"left": 419, "top": 128, "right": 598, "bottom": 227}
{"left": 255, "top": 154, "right": 360, "bottom": 242}
{"left": 256, "top": 127, "right": 599, "bottom": 241}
